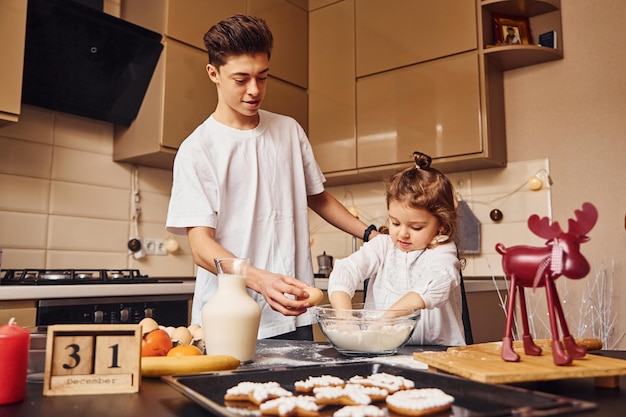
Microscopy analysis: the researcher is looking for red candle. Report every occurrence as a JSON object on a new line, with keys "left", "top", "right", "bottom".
{"left": 0, "top": 318, "right": 30, "bottom": 405}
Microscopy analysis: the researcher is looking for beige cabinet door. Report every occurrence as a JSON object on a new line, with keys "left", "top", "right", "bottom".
{"left": 356, "top": 0, "right": 477, "bottom": 77}
{"left": 0, "top": 0, "right": 27, "bottom": 124}
{"left": 114, "top": 39, "right": 215, "bottom": 167}
{"left": 308, "top": 0, "right": 357, "bottom": 174}
{"left": 249, "top": 0, "right": 308, "bottom": 89}
{"left": 168, "top": 0, "right": 246, "bottom": 50}
{"left": 122, "top": 0, "right": 246, "bottom": 51}
{"left": 356, "top": 52, "right": 482, "bottom": 168}
{"left": 162, "top": 40, "right": 216, "bottom": 149}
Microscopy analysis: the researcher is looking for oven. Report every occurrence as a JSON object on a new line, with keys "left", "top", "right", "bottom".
{"left": 0, "top": 269, "right": 192, "bottom": 328}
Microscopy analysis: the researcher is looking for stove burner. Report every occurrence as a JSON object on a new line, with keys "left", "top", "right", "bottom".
{"left": 0, "top": 269, "right": 156, "bottom": 285}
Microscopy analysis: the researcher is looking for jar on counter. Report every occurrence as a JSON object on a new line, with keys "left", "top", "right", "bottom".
{"left": 202, "top": 258, "right": 261, "bottom": 363}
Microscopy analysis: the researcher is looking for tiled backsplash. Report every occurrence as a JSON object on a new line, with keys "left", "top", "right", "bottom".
{"left": 0, "top": 106, "right": 195, "bottom": 277}
{"left": 1, "top": 107, "right": 551, "bottom": 280}
{"left": 310, "top": 160, "right": 552, "bottom": 278}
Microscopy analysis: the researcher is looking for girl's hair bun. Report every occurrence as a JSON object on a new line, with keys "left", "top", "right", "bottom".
{"left": 413, "top": 151, "right": 432, "bottom": 170}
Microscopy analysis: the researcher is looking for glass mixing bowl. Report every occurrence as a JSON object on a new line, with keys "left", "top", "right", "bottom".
{"left": 315, "top": 304, "right": 420, "bottom": 356}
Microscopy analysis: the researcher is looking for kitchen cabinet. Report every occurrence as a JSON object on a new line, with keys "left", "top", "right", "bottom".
{"left": 357, "top": 52, "right": 485, "bottom": 170}
{"left": 355, "top": 0, "right": 477, "bottom": 77}
{"left": 309, "top": 0, "right": 356, "bottom": 175}
{"left": 120, "top": 0, "right": 245, "bottom": 51}
{"left": 114, "top": 38, "right": 215, "bottom": 168}
{"left": 310, "top": 0, "right": 562, "bottom": 186}
{"left": 480, "top": 0, "right": 563, "bottom": 71}
{"left": 0, "top": 301, "right": 36, "bottom": 328}
{"left": 0, "top": 0, "right": 27, "bottom": 126}
{"left": 310, "top": 0, "right": 505, "bottom": 185}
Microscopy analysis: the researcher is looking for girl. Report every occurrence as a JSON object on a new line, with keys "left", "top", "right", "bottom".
{"left": 328, "top": 151, "right": 466, "bottom": 346}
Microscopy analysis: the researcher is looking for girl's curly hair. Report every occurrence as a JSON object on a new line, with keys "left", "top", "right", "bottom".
{"left": 384, "top": 151, "right": 457, "bottom": 246}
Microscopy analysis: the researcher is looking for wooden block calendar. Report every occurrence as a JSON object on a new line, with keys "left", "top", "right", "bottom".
{"left": 43, "top": 324, "right": 142, "bottom": 396}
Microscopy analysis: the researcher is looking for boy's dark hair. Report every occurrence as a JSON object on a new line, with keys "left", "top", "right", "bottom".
{"left": 203, "top": 14, "right": 273, "bottom": 69}
{"left": 385, "top": 151, "right": 458, "bottom": 245}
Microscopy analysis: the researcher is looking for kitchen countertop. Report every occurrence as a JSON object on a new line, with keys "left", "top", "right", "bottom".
{"left": 0, "top": 279, "right": 196, "bottom": 301}
{"left": 314, "top": 277, "right": 508, "bottom": 292}
{"left": 3, "top": 340, "right": 625, "bottom": 417}
{"left": 1, "top": 277, "right": 505, "bottom": 301}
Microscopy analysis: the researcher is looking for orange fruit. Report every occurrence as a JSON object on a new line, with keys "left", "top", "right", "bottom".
{"left": 141, "top": 329, "right": 173, "bottom": 357}
{"left": 167, "top": 344, "right": 203, "bottom": 357}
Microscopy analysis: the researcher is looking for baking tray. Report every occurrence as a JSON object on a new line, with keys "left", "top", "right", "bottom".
{"left": 162, "top": 362, "right": 596, "bottom": 416}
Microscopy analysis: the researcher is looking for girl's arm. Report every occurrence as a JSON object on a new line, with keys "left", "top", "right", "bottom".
{"left": 385, "top": 292, "right": 426, "bottom": 318}
{"left": 327, "top": 237, "right": 387, "bottom": 306}
{"left": 385, "top": 244, "right": 460, "bottom": 317}
{"left": 329, "top": 290, "right": 353, "bottom": 310}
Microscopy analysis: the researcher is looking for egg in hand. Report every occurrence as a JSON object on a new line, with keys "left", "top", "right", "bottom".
{"left": 301, "top": 286, "right": 324, "bottom": 306}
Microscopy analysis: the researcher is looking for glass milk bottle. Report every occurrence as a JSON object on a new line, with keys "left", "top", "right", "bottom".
{"left": 201, "top": 258, "right": 261, "bottom": 362}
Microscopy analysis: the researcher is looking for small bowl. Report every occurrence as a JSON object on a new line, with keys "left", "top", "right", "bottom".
{"left": 315, "top": 303, "right": 420, "bottom": 356}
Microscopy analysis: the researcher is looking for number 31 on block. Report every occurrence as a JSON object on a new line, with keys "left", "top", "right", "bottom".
{"left": 43, "top": 324, "right": 142, "bottom": 396}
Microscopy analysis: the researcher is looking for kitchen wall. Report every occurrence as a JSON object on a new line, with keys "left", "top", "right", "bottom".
{"left": 0, "top": 105, "right": 195, "bottom": 278}
{"left": 0, "top": 0, "right": 623, "bottom": 348}
{"left": 503, "top": 1, "right": 625, "bottom": 349}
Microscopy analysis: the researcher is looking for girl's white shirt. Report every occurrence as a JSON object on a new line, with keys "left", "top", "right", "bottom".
{"left": 328, "top": 235, "right": 466, "bottom": 346}
{"left": 166, "top": 110, "right": 325, "bottom": 339}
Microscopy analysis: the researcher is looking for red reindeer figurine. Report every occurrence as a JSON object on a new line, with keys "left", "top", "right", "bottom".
{"left": 496, "top": 202, "right": 598, "bottom": 365}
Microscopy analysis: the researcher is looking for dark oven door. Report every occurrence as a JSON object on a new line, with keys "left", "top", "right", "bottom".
{"left": 36, "top": 294, "right": 190, "bottom": 327}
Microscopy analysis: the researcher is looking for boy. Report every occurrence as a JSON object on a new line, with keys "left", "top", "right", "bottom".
{"left": 166, "top": 14, "right": 374, "bottom": 340}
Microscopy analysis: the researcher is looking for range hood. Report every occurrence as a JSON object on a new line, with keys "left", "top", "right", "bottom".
{"left": 21, "top": 0, "right": 163, "bottom": 126}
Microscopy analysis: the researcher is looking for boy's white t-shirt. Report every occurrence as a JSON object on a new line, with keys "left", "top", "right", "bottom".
{"left": 328, "top": 235, "right": 466, "bottom": 346}
{"left": 166, "top": 110, "right": 325, "bottom": 339}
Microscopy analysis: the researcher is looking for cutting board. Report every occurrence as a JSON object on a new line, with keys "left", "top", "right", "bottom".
{"left": 413, "top": 339, "right": 626, "bottom": 385}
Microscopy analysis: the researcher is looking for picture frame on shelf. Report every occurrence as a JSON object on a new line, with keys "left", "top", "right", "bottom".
{"left": 492, "top": 14, "right": 531, "bottom": 46}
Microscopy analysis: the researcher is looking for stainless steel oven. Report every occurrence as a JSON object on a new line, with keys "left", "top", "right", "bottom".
{"left": 36, "top": 294, "right": 190, "bottom": 327}
{"left": 1, "top": 269, "right": 192, "bottom": 327}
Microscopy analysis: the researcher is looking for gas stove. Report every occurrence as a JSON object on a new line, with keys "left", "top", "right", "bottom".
{"left": 0, "top": 269, "right": 158, "bottom": 285}
{"left": 1, "top": 269, "right": 191, "bottom": 326}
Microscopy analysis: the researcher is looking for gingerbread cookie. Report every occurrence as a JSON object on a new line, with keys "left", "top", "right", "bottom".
{"left": 259, "top": 395, "right": 320, "bottom": 417}
{"left": 295, "top": 375, "right": 346, "bottom": 393}
{"left": 313, "top": 385, "right": 372, "bottom": 406}
{"left": 333, "top": 405, "right": 388, "bottom": 417}
{"left": 385, "top": 388, "right": 454, "bottom": 416}
{"left": 250, "top": 384, "right": 294, "bottom": 405}
{"left": 344, "top": 384, "right": 388, "bottom": 402}
{"left": 224, "top": 381, "right": 292, "bottom": 404}
{"left": 349, "top": 373, "right": 414, "bottom": 393}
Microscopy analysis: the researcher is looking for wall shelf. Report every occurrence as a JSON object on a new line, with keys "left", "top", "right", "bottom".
{"left": 484, "top": 44, "right": 562, "bottom": 71}
{"left": 481, "top": 0, "right": 559, "bottom": 17}
{"left": 480, "top": 0, "right": 562, "bottom": 71}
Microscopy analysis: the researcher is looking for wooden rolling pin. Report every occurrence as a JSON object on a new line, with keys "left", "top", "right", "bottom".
{"left": 574, "top": 338, "right": 603, "bottom": 351}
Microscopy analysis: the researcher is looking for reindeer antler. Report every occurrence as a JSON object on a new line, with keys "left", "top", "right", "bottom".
{"left": 528, "top": 214, "right": 563, "bottom": 239}
{"left": 568, "top": 202, "right": 598, "bottom": 236}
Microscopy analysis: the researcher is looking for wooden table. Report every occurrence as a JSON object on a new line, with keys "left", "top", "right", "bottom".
{"left": 3, "top": 340, "right": 625, "bottom": 417}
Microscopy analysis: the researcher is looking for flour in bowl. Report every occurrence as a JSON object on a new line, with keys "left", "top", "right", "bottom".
{"left": 323, "top": 323, "right": 414, "bottom": 353}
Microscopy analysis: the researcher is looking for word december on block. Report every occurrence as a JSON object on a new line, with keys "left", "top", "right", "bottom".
{"left": 43, "top": 324, "right": 141, "bottom": 396}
